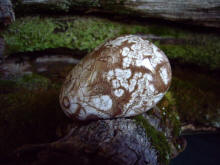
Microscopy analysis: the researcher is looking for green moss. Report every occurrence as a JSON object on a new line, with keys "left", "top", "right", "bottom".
{"left": 142, "top": 91, "right": 182, "bottom": 156}
{"left": 2, "top": 17, "right": 58, "bottom": 54}
{"left": 1, "top": 16, "right": 148, "bottom": 54}
{"left": 2, "top": 16, "right": 220, "bottom": 69}
{"left": 134, "top": 115, "right": 171, "bottom": 165}
{"left": 0, "top": 73, "right": 51, "bottom": 91}
{"left": 157, "top": 92, "right": 181, "bottom": 138}
{"left": 148, "top": 25, "right": 190, "bottom": 39}
{"left": 164, "top": 91, "right": 176, "bottom": 106}
{"left": 157, "top": 42, "right": 220, "bottom": 69}
{"left": 15, "top": 73, "right": 51, "bottom": 90}
{"left": 63, "top": 17, "right": 121, "bottom": 51}
{"left": 170, "top": 76, "right": 220, "bottom": 126}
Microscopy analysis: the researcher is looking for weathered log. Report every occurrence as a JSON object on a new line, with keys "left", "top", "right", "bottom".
{"left": 10, "top": 119, "right": 157, "bottom": 165}
{"left": 12, "top": 0, "right": 220, "bottom": 28}
{"left": 1, "top": 106, "right": 184, "bottom": 165}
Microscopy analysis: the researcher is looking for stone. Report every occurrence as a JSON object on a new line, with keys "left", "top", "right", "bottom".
{"left": 0, "top": 0, "right": 15, "bottom": 26}
{"left": 59, "top": 35, "right": 172, "bottom": 121}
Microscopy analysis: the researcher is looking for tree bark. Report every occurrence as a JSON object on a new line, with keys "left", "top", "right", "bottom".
{"left": 4, "top": 118, "right": 158, "bottom": 165}
{"left": 1, "top": 108, "right": 185, "bottom": 165}
{"left": 12, "top": 0, "right": 220, "bottom": 28}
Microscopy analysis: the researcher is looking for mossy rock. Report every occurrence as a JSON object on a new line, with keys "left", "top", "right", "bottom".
{"left": 1, "top": 16, "right": 220, "bottom": 69}
{"left": 134, "top": 115, "right": 171, "bottom": 165}
{"left": 133, "top": 92, "right": 182, "bottom": 165}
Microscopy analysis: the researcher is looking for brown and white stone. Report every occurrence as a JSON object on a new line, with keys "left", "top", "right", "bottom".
{"left": 59, "top": 35, "right": 172, "bottom": 121}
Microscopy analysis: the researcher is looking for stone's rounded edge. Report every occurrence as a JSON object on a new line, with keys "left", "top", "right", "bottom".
{"left": 59, "top": 34, "right": 172, "bottom": 121}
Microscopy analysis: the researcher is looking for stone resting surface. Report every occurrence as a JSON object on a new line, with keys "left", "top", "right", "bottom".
{"left": 60, "top": 35, "right": 172, "bottom": 121}
{"left": 5, "top": 117, "right": 161, "bottom": 165}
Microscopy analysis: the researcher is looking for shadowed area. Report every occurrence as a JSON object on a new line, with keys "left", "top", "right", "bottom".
{"left": 171, "top": 133, "right": 220, "bottom": 165}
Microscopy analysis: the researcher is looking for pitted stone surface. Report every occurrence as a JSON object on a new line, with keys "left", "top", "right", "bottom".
{"left": 60, "top": 35, "right": 172, "bottom": 120}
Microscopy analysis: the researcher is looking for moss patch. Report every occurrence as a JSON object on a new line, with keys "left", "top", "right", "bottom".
{"left": 1, "top": 16, "right": 149, "bottom": 54}
{"left": 15, "top": 73, "right": 51, "bottom": 90}
{"left": 2, "top": 16, "right": 220, "bottom": 69}
{"left": 169, "top": 76, "right": 220, "bottom": 126}
{"left": 158, "top": 92, "right": 181, "bottom": 137}
{"left": 156, "top": 41, "right": 220, "bottom": 69}
{"left": 2, "top": 17, "right": 59, "bottom": 53}
{"left": 135, "top": 91, "right": 183, "bottom": 164}
{"left": 134, "top": 115, "right": 171, "bottom": 165}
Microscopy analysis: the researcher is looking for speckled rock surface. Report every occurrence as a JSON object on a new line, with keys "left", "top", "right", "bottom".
{"left": 60, "top": 35, "right": 172, "bottom": 120}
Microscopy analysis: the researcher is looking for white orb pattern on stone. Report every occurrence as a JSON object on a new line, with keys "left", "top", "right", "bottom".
{"left": 60, "top": 35, "right": 172, "bottom": 121}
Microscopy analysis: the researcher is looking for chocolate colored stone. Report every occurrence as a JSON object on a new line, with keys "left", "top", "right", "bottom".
{"left": 60, "top": 35, "right": 172, "bottom": 120}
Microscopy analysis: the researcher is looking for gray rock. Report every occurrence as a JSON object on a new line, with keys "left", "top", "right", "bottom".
{"left": 0, "top": 0, "right": 15, "bottom": 26}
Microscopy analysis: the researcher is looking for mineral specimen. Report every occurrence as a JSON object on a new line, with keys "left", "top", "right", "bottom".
{"left": 60, "top": 35, "right": 172, "bottom": 120}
